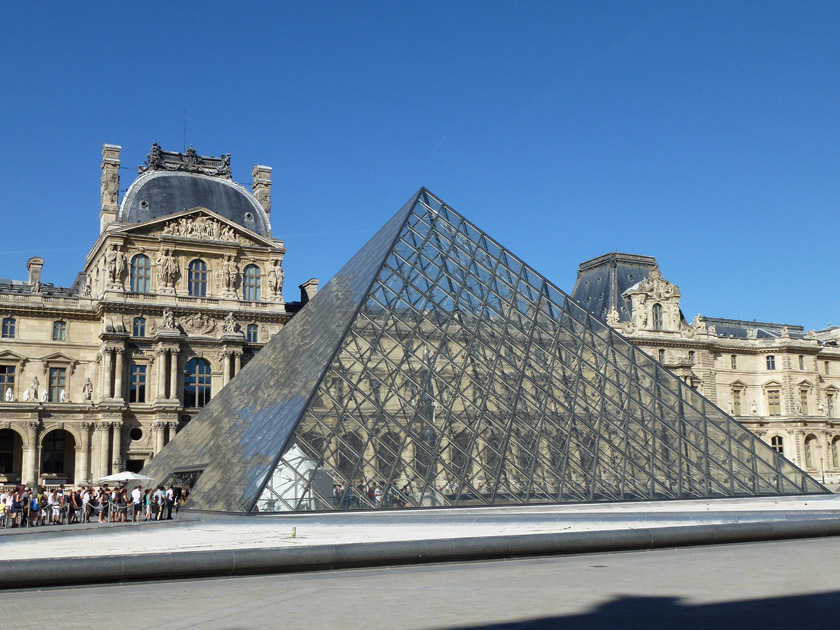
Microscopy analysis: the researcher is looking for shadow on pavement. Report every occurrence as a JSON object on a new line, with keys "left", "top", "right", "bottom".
{"left": 450, "top": 591, "right": 840, "bottom": 629}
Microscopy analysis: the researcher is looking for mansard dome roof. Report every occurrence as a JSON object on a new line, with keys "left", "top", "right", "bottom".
{"left": 117, "top": 145, "right": 270, "bottom": 236}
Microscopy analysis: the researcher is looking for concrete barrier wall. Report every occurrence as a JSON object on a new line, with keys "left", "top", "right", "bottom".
{"left": 3, "top": 518, "right": 840, "bottom": 590}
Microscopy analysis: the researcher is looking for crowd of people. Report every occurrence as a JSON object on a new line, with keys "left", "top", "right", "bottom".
{"left": 0, "top": 484, "right": 189, "bottom": 528}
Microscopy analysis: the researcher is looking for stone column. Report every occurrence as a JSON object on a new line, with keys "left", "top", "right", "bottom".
{"left": 111, "top": 422, "right": 123, "bottom": 473}
{"left": 166, "top": 421, "right": 179, "bottom": 446}
{"left": 96, "top": 422, "right": 111, "bottom": 481}
{"left": 77, "top": 422, "right": 93, "bottom": 485}
{"left": 156, "top": 349, "right": 167, "bottom": 399}
{"left": 234, "top": 352, "right": 242, "bottom": 376}
{"left": 100, "top": 144, "right": 121, "bottom": 233}
{"left": 169, "top": 350, "right": 179, "bottom": 402}
{"left": 113, "top": 349, "right": 124, "bottom": 401}
{"left": 103, "top": 349, "right": 113, "bottom": 398}
{"left": 23, "top": 421, "right": 39, "bottom": 487}
{"left": 153, "top": 422, "right": 166, "bottom": 454}
{"left": 223, "top": 353, "right": 231, "bottom": 386}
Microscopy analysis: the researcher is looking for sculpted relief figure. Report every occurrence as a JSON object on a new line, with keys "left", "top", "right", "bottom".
{"left": 222, "top": 312, "right": 239, "bottom": 334}
{"left": 30, "top": 377, "right": 39, "bottom": 401}
{"left": 163, "top": 309, "right": 177, "bottom": 330}
{"left": 5, "top": 387, "right": 12, "bottom": 402}
{"left": 101, "top": 163, "right": 119, "bottom": 206}
{"left": 268, "top": 258, "right": 284, "bottom": 296}
{"left": 156, "top": 248, "right": 180, "bottom": 288}
{"left": 222, "top": 255, "right": 239, "bottom": 291}
{"left": 161, "top": 215, "right": 243, "bottom": 243}
{"left": 105, "top": 244, "right": 127, "bottom": 284}
{"left": 605, "top": 307, "right": 619, "bottom": 327}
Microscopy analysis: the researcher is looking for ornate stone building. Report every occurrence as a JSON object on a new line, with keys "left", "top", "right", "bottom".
{"left": 0, "top": 144, "right": 317, "bottom": 488}
{"left": 572, "top": 253, "right": 840, "bottom": 483}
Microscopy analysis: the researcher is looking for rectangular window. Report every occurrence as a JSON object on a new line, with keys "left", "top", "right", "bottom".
{"left": 826, "top": 361, "right": 831, "bottom": 376}
{"left": 129, "top": 365, "right": 147, "bottom": 403}
{"left": 767, "top": 389, "right": 781, "bottom": 416}
{"left": 2, "top": 318, "right": 15, "bottom": 339}
{"left": 658, "top": 349, "right": 665, "bottom": 363}
{"left": 771, "top": 436, "right": 784, "bottom": 455}
{"left": 246, "top": 324, "right": 258, "bottom": 343}
{"left": 688, "top": 350, "right": 695, "bottom": 364}
{"left": 800, "top": 389, "right": 809, "bottom": 415}
{"left": 0, "top": 365, "right": 14, "bottom": 400}
{"left": 52, "top": 321, "right": 66, "bottom": 341}
{"left": 799, "top": 355, "right": 805, "bottom": 371}
{"left": 730, "top": 354, "right": 737, "bottom": 369}
{"left": 766, "top": 355, "right": 776, "bottom": 370}
{"left": 48, "top": 367, "right": 66, "bottom": 403}
{"left": 133, "top": 318, "right": 146, "bottom": 337}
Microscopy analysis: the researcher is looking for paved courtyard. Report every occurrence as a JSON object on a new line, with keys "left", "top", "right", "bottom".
{"left": 1, "top": 536, "right": 839, "bottom": 629}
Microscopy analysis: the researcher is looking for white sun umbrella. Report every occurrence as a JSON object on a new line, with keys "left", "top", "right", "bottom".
{"left": 97, "top": 471, "right": 155, "bottom": 484}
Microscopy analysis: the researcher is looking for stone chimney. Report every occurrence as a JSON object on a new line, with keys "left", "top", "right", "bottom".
{"left": 100, "top": 144, "right": 121, "bottom": 233}
{"left": 252, "top": 165, "right": 272, "bottom": 219}
{"left": 27, "top": 257, "right": 44, "bottom": 287}
{"left": 299, "top": 278, "right": 319, "bottom": 306}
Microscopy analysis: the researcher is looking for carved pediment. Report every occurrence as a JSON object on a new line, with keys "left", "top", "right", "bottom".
{"left": 630, "top": 267, "right": 681, "bottom": 300}
{"left": 0, "top": 350, "right": 28, "bottom": 367}
{"left": 40, "top": 352, "right": 79, "bottom": 374}
{"left": 118, "top": 208, "right": 271, "bottom": 247}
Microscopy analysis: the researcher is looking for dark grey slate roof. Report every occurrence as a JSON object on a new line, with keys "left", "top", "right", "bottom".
{"left": 701, "top": 317, "right": 806, "bottom": 340}
{"left": 570, "top": 253, "right": 658, "bottom": 322}
{"left": 118, "top": 171, "right": 270, "bottom": 236}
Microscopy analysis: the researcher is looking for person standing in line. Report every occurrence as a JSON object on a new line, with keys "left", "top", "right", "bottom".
{"left": 152, "top": 486, "right": 166, "bottom": 520}
{"left": 165, "top": 486, "right": 175, "bottom": 520}
{"left": 131, "top": 485, "right": 142, "bottom": 522}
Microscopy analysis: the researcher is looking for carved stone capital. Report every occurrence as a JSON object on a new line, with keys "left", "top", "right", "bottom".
{"left": 153, "top": 422, "right": 167, "bottom": 431}
{"left": 81, "top": 422, "right": 96, "bottom": 430}
{"left": 166, "top": 421, "right": 179, "bottom": 430}
{"left": 27, "top": 421, "right": 39, "bottom": 432}
{"left": 96, "top": 422, "right": 111, "bottom": 431}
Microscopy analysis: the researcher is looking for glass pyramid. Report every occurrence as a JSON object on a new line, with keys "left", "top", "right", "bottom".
{"left": 142, "top": 189, "right": 827, "bottom": 513}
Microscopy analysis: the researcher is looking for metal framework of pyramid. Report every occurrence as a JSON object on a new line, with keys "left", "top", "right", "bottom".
{"left": 142, "top": 189, "right": 827, "bottom": 513}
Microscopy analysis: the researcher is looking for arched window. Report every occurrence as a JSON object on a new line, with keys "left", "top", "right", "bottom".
{"left": 52, "top": 321, "right": 66, "bottom": 341}
{"left": 188, "top": 259, "right": 207, "bottom": 297}
{"left": 41, "top": 429, "right": 74, "bottom": 475}
{"left": 130, "top": 255, "right": 151, "bottom": 294}
{"left": 770, "top": 435, "right": 784, "bottom": 455}
{"left": 804, "top": 434, "right": 817, "bottom": 468}
{"left": 184, "top": 358, "right": 212, "bottom": 408}
{"left": 132, "top": 317, "right": 146, "bottom": 337}
{"left": 832, "top": 437, "right": 840, "bottom": 468}
{"left": 242, "top": 264, "right": 261, "bottom": 301}
{"left": 652, "top": 303, "right": 664, "bottom": 331}
{"left": 1, "top": 317, "right": 15, "bottom": 339}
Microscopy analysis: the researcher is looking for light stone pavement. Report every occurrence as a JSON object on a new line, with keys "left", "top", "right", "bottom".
{"left": 1, "top": 536, "right": 839, "bottom": 629}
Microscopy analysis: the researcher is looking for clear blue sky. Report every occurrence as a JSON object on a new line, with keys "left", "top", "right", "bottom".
{"left": 1, "top": 2, "right": 838, "bottom": 328}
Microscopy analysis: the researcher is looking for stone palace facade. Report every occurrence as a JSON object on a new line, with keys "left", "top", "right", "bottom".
{"left": 572, "top": 253, "right": 840, "bottom": 484}
{"left": 0, "top": 144, "right": 316, "bottom": 487}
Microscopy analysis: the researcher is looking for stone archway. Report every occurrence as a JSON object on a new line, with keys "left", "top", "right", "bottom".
{"left": 0, "top": 428, "right": 23, "bottom": 485}
{"left": 40, "top": 429, "right": 76, "bottom": 484}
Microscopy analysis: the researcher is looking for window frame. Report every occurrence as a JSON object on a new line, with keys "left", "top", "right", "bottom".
{"left": 48, "top": 366, "right": 67, "bottom": 403}
{"left": 188, "top": 259, "right": 208, "bottom": 297}
{"left": 767, "top": 388, "right": 781, "bottom": 416}
{"left": 652, "top": 303, "right": 663, "bottom": 331}
{"left": 132, "top": 317, "right": 146, "bottom": 337}
{"left": 766, "top": 355, "right": 776, "bottom": 370}
{"left": 128, "top": 364, "right": 147, "bottom": 404}
{"left": 246, "top": 323, "right": 258, "bottom": 343}
{"left": 184, "top": 358, "right": 212, "bottom": 408}
{"left": 1, "top": 317, "right": 15, "bottom": 339}
{"left": 242, "top": 264, "right": 261, "bottom": 301}
{"left": 130, "top": 254, "right": 152, "bottom": 294}
{"left": 52, "top": 320, "right": 66, "bottom": 342}
{"left": 770, "top": 435, "right": 784, "bottom": 455}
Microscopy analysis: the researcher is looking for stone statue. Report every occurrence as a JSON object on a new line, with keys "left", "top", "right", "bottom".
{"left": 59, "top": 389, "right": 67, "bottom": 403}
{"left": 30, "top": 377, "right": 39, "bottom": 401}
{"left": 82, "top": 273, "right": 92, "bottom": 297}
{"left": 691, "top": 314, "right": 705, "bottom": 331}
{"left": 728, "top": 398, "right": 734, "bottom": 414}
{"left": 156, "top": 248, "right": 179, "bottom": 288}
{"left": 82, "top": 378, "right": 93, "bottom": 401}
{"left": 268, "top": 259, "right": 284, "bottom": 296}
{"left": 163, "top": 309, "right": 177, "bottom": 330}
{"left": 22, "top": 388, "right": 30, "bottom": 402}
{"left": 794, "top": 399, "right": 802, "bottom": 415}
{"left": 101, "top": 162, "right": 119, "bottom": 206}
{"left": 751, "top": 400, "right": 757, "bottom": 415}
{"left": 747, "top": 328, "right": 756, "bottom": 339}
{"left": 4, "top": 388, "right": 12, "bottom": 402}
{"left": 40, "top": 390, "right": 48, "bottom": 403}
{"left": 818, "top": 401, "right": 827, "bottom": 416}
{"left": 222, "top": 255, "right": 239, "bottom": 291}
{"left": 605, "top": 307, "right": 619, "bottom": 327}
{"left": 105, "top": 244, "right": 126, "bottom": 284}
{"left": 222, "top": 312, "right": 239, "bottom": 334}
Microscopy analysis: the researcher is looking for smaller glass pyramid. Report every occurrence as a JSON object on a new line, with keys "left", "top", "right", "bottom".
{"left": 143, "top": 189, "right": 827, "bottom": 513}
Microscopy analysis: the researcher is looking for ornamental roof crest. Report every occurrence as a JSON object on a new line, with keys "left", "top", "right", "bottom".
{"left": 138, "top": 144, "right": 232, "bottom": 180}
{"left": 632, "top": 266, "right": 681, "bottom": 299}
